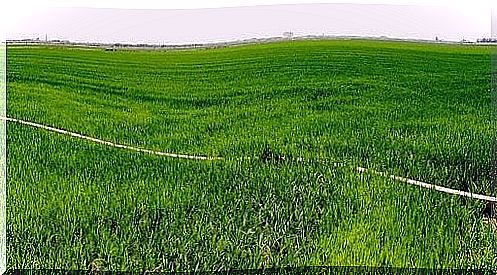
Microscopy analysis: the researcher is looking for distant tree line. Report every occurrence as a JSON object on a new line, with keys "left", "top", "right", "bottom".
{"left": 477, "top": 38, "right": 497, "bottom": 43}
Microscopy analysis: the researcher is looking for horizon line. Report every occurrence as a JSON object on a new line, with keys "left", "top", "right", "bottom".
{"left": 6, "top": 34, "right": 494, "bottom": 48}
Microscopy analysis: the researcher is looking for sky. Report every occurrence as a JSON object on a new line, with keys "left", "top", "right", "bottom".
{"left": 2, "top": 0, "right": 496, "bottom": 44}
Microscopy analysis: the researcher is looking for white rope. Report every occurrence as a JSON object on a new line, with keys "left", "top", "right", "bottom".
{"left": 3, "top": 116, "right": 496, "bottom": 203}
{"left": 356, "top": 167, "right": 497, "bottom": 203}
{"left": 1, "top": 117, "right": 219, "bottom": 161}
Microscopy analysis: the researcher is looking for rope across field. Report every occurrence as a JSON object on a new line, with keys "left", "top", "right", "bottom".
{"left": 3, "top": 116, "right": 496, "bottom": 203}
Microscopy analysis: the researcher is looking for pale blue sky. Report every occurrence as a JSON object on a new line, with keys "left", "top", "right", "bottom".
{"left": 6, "top": 3, "right": 492, "bottom": 44}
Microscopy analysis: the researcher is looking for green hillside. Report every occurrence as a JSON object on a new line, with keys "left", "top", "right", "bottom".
{"left": 6, "top": 40, "right": 496, "bottom": 271}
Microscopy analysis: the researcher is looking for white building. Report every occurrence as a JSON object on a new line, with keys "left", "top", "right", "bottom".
{"left": 283, "top": 31, "right": 294, "bottom": 39}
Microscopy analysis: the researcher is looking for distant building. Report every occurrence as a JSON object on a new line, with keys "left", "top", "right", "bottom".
{"left": 283, "top": 31, "right": 294, "bottom": 39}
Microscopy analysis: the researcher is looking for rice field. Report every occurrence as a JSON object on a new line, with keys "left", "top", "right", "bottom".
{"left": 6, "top": 40, "right": 497, "bottom": 271}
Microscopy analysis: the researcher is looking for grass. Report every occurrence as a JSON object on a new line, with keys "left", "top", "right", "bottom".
{"left": 6, "top": 39, "right": 497, "bottom": 271}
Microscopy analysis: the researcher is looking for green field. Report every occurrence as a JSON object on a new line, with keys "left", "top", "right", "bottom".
{"left": 6, "top": 40, "right": 497, "bottom": 271}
